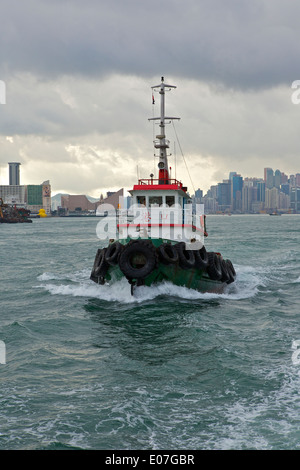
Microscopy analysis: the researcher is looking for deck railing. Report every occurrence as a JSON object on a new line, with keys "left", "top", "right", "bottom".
{"left": 137, "top": 178, "right": 184, "bottom": 188}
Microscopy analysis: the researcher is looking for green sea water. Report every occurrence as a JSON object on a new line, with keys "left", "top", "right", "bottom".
{"left": 0, "top": 214, "right": 300, "bottom": 450}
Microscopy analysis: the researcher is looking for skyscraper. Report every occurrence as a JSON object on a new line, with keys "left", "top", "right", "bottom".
{"left": 217, "top": 180, "right": 231, "bottom": 211}
{"left": 290, "top": 187, "right": 300, "bottom": 212}
{"left": 264, "top": 167, "right": 274, "bottom": 189}
{"left": 8, "top": 162, "right": 21, "bottom": 185}
{"left": 231, "top": 174, "right": 243, "bottom": 211}
{"left": 257, "top": 181, "right": 266, "bottom": 202}
{"left": 274, "top": 169, "right": 281, "bottom": 189}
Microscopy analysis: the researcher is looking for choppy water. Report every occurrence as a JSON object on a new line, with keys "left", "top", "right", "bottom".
{"left": 1, "top": 214, "right": 300, "bottom": 450}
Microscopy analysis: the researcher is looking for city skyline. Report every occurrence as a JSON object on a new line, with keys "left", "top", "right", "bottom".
{"left": 196, "top": 166, "right": 300, "bottom": 214}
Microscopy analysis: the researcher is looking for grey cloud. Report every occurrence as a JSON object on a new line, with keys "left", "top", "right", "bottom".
{"left": 1, "top": 1, "right": 299, "bottom": 196}
{"left": 1, "top": 0, "right": 300, "bottom": 89}
{"left": 1, "top": 73, "right": 151, "bottom": 138}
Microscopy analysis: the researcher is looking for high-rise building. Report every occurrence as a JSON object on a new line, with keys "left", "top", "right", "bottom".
{"left": 264, "top": 167, "right": 274, "bottom": 189}
{"left": 242, "top": 185, "right": 256, "bottom": 212}
{"left": 194, "top": 188, "right": 203, "bottom": 199}
{"left": 274, "top": 169, "right": 281, "bottom": 189}
{"left": 278, "top": 191, "right": 290, "bottom": 210}
{"left": 290, "top": 187, "right": 300, "bottom": 212}
{"left": 217, "top": 180, "right": 231, "bottom": 212}
{"left": 281, "top": 183, "right": 289, "bottom": 195}
{"left": 265, "top": 187, "right": 279, "bottom": 210}
{"left": 231, "top": 174, "right": 243, "bottom": 211}
{"left": 257, "top": 181, "right": 265, "bottom": 202}
{"left": 8, "top": 162, "right": 21, "bottom": 185}
{"left": 281, "top": 172, "right": 288, "bottom": 184}
{"left": 289, "top": 175, "right": 296, "bottom": 187}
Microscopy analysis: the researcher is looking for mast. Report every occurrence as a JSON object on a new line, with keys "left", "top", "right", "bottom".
{"left": 149, "top": 77, "right": 180, "bottom": 184}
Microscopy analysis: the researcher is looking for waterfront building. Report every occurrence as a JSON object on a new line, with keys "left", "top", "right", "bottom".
{"left": 61, "top": 194, "right": 97, "bottom": 212}
{"left": 290, "top": 187, "right": 300, "bottom": 212}
{"left": 289, "top": 175, "right": 296, "bottom": 187}
{"left": 278, "top": 191, "right": 290, "bottom": 211}
{"left": 281, "top": 183, "right": 289, "bottom": 195}
{"left": 194, "top": 188, "right": 203, "bottom": 200}
{"left": 0, "top": 181, "right": 51, "bottom": 214}
{"left": 217, "top": 180, "right": 231, "bottom": 212}
{"left": 265, "top": 187, "right": 279, "bottom": 210}
{"left": 0, "top": 184, "right": 26, "bottom": 205}
{"left": 274, "top": 169, "right": 281, "bottom": 189}
{"left": 0, "top": 163, "right": 51, "bottom": 214}
{"left": 61, "top": 189, "right": 124, "bottom": 214}
{"left": 242, "top": 185, "right": 253, "bottom": 212}
{"left": 231, "top": 174, "right": 243, "bottom": 211}
{"left": 281, "top": 172, "right": 288, "bottom": 184}
{"left": 257, "top": 181, "right": 266, "bottom": 203}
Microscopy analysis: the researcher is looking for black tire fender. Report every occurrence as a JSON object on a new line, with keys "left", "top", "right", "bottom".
{"left": 91, "top": 248, "right": 102, "bottom": 274}
{"left": 94, "top": 248, "right": 109, "bottom": 277}
{"left": 194, "top": 245, "right": 209, "bottom": 270}
{"left": 220, "top": 258, "right": 230, "bottom": 282}
{"left": 206, "top": 252, "right": 222, "bottom": 281}
{"left": 226, "top": 259, "right": 236, "bottom": 277}
{"left": 158, "top": 243, "right": 179, "bottom": 264}
{"left": 225, "top": 259, "right": 236, "bottom": 284}
{"left": 105, "top": 241, "right": 123, "bottom": 265}
{"left": 119, "top": 240, "right": 157, "bottom": 280}
{"left": 175, "top": 242, "right": 195, "bottom": 269}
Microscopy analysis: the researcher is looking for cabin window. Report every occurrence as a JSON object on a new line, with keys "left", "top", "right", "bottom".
{"left": 137, "top": 196, "right": 146, "bottom": 206}
{"left": 149, "top": 196, "right": 163, "bottom": 206}
{"left": 166, "top": 196, "right": 175, "bottom": 207}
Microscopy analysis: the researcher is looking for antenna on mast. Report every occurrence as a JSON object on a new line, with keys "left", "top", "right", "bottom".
{"left": 148, "top": 77, "right": 180, "bottom": 184}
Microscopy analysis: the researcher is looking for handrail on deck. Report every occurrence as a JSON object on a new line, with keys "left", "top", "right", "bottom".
{"left": 137, "top": 178, "right": 184, "bottom": 188}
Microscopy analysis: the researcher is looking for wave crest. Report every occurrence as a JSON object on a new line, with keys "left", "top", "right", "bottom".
{"left": 36, "top": 264, "right": 261, "bottom": 303}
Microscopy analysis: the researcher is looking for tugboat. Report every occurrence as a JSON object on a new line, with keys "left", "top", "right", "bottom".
{"left": 269, "top": 210, "right": 281, "bottom": 216}
{"left": 90, "top": 77, "right": 236, "bottom": 294}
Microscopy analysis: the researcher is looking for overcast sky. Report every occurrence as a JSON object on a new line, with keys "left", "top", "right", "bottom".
{"left": 0, "top": 0, "right": 299, "bottom": 197}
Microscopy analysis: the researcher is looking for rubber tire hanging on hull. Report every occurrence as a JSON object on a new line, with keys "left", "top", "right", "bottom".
{"left": 90, "top": 248, "right": 109, "bottom": 284}
{"left": 220, "top": 258, "right": 230, "bottom": 283}
{"left": 194, "top": 245, "right": 209, "bottom": 270}
{"left": 157, "top": 243, "right": 179, "bottom": 264}
{"left": 225, "top": 259, "right": 236, "bottom": 284}
{"left": 175, "top": 242, "right": 195, "bottom": 269}
{"left": 206, "top": 252, "right": 222, "bottom": 281}
{"left": 105, "top": 241, "right": 123, "bottom": 266}
{"left": 119, "top": 240, "right": 157, "bottom": 280}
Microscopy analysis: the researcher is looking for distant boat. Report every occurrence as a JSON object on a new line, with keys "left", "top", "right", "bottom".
{"left": 0, "top": 198, "right": 32, "bottom": 223}
{"left": 90, "top": 77, "right": 236, "bottom": 295}
{"left": 270, "top": 211, "right": 281, "bottom": 216}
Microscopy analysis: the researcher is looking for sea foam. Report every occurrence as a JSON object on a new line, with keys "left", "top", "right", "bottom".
{"left": 36, "top": 264, "right": 261, "bottom": 304}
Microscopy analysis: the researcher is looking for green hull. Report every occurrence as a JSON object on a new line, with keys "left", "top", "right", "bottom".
{"left": 104, "top": 262, "right": 226, "bottom": 294}
{"left": 90, "top": 237, "right": 232, "bottom": 294}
